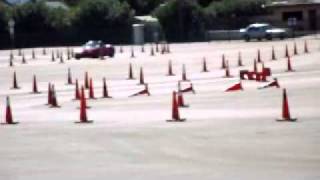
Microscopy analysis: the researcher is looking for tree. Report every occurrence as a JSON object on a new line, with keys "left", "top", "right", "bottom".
{"left": 72, "top": 0, "right": 134, "bottom": 43}
{"left": 153, "top": 0, "right": 206, "bottom": 42}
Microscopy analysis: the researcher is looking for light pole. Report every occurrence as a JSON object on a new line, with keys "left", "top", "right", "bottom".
{"left": 8, "top": 19, "right": 15, "bottom": 49}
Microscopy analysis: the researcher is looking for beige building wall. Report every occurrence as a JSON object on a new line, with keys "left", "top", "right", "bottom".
{"left": 268, "top": 4, "right": 320, "bottom": 31}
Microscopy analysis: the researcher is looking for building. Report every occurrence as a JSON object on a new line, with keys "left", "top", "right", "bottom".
{"left": 266, "top": 0, "right": 320, "bottom": 31}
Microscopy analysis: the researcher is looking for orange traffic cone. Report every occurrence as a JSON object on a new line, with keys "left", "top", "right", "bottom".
{"left": 253, "top": 59, "right": 258, "bottom": 73}
{"left": 131, "top": 46, "right": 135, "bottom": 58}
{"left": 32, "top": 74, "right": 40, "bottom": 94}
{"left": 167, "top": 91, "right": 186, "bottom": 122}
{"left": 221, "top": 54, "right": 226, "bottom": 69}
{"left": 225, "top": 81, "right": 243, "bottom": 92}
{"left": 293, "top": 42, "right": 298, "bottom": 55}
{"left": 257, "top": 49, "right": 262, "bottom": 63}
{"left": 156, "top": 43, "right": 159, "bottom": 52}
{"left": 67, "top": 48, "right": 71, "bottom": 60}
{"left": 21, "top": 53, "right": 26, "bottom": 64}
{"left": 102, "top": 77, "right": 112, "bottom": 98}
{"left": 1, "top": 96, "right": 18, "bottom": 125}
{"left": 202, "top": 57, "right": 209, "bottom": 72}
{"left": 304, "top": 40, "right": 309, "bottom": 53}
{"left": 285, "top": 44, "right": 289, "bottom": 58}
{"left": 224, "top": 61, "right": 232, "bottom": 78}
{"left": 238, "top": 52, "right": 243, "bottom": 67}
{"left": 84, "top": 71, "right": 89, "bottom": 89}
{"left": 258, "top": 78, "right": 280, "bottom": 89}
{"left": 129, "top": 84, "right": 150, "bottom": 97}
{"left": 74, "top": 79, "right": 80, "bottom": 100}
{"left": 11, "top": 71, "right": 20, "bottom": 89}
{"left": 150, "top": 44, "right": 155, "bottom": 56}
{"left": 139, "top": 67, "right": 145, "bottom": 85}
{"left": 88, "top": 78, "right": 96, "bottom": 99}
{"left": 286, "top": 56, "right": 295, "bottom": 72}
{"left": 46, "top": 83, "right": 52, "bottom": 105}
{"left": 167, "top": 60, "right": 175, "bottom": 76}
{"left": 276, "top": 89, "right": 297, "bottom": 122}
{"left": 181, "top": 64, "right": 189, "bottom": 81}
{"left": 128, "top": 63, "right": 135, "bottom": 80}
{"left": 177, "top": 92, "right": 189, "bottom": 108}
{"left": 179, "top": 82, "right": 196, "bottom": 94}
{"left": 271, "top": 46, "right": 277, "bottom": 60}
{"left": 75, "top": 86, "right": 93, "bottom": 124}
{"left": 67, "top": 68, "right": 73, "bottom": 85}
{"left": 50, "top": 84, "right": 60, "bottom": 108}
{"left": 9, "top": 57, "right": 14, "bottom": 67}
{"left": 32, "top": 49, "right": 36, "bottom": 59}
{"left": 51, "top": 51, "right": 55, "bottom": 62}
{"left": 59, "top": 52, "right": 64, "bottom": 63}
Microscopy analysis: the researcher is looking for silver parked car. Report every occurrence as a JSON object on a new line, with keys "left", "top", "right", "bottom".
{"left": 240, "top": 23, "right": 288, "bottom": 41}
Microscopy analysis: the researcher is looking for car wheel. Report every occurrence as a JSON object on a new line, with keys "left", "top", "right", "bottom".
{"left": 109, "top": 48, "right": 115, "bottom": 58}
{"left": 244, "top": 35, "right": 250, "bottom": 42}
{"left": 266, "top": 34, "right": 272, "bottom": 41}
{"left": 279, "top": 34, "right": 285, "bottom": 40}
{"left": 75, "top": 55, "right": 81, "bottom": 60}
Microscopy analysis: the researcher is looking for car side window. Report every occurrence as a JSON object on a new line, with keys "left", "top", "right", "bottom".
{"left": 248, "top": 27, "right": 258, "bottom": 32}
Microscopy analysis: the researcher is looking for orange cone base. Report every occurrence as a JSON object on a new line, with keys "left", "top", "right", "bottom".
{"left": 76, "top": 106, "right": 91, "bottom": 109}
{"left": 50, "top": 105, "right": 61, "bottom": 108}
{"left": 286, "top": 70, "right": 295, "bottom": 72}
{"left": 276, "top": 118, "right": 297, "bottom": 122}
{"left": 179, "top": 88, "right": 196, "bottom": 94}
{"left": 75, "top": 120, "right": 93, "bottom": 124}
{"left": 166, "top": 73, "right": 175, "bottom": 76}
{"left": 223, "top": 75, "right": 233, "bottom": 78}
{"left": 11, "top": 87, "right": 20, "bottom": 90}
{"left": 102, "top": 96, "right": 112, "bottom": 99}
{"left": 129, "top": 91, "right": 151, "bottom": 97}
{"left": 1, "top": 122, "right": 19, "bottom": 125}
{"left": 166, "top": 118, "right": 186, "bottom": 122}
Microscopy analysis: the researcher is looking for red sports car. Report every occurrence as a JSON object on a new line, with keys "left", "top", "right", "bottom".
{"left": 74, "top": 40, "right": 115, "bottom": 59}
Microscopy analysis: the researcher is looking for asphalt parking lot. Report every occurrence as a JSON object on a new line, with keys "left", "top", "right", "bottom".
{"left": 0, "top": 37, "right": 320, "bottom": 180}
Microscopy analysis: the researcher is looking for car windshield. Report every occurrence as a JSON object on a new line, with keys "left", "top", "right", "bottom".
{"left": 83, "top": 41, "right": 102, "bottom": 49}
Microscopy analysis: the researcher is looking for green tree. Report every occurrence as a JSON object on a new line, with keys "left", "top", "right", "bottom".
{"left": 72, "top": 0, "right": 134, "bottom": 43}
{"left": 13, "top": 2, "right": 52, "bottom": 33}
{"left": 153, "top": 0, "right": 206, "bottom": 42}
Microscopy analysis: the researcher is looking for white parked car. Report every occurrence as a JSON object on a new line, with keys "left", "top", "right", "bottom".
{"left": 240, "top": 23, "right": 288, "bottom": 41}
